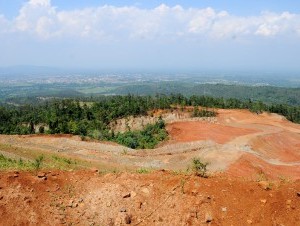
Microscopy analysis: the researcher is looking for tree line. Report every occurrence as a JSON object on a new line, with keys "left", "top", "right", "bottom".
{"left": 0, "top": 94, "right": 299, "bottom": 148}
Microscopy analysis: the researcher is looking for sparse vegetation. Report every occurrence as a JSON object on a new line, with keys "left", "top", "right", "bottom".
{"left": 136, "top": 168, "right": 151, "bottom": 174}
{"left": 33, "top": 155, "right": 44, "bottom": 171}
{"left": 191, "top": 158, "right": 209, "bottom": 178}
{"left": 192, "top": 107, "right": 217, "bottom": 117}
{"left": 0, "top": 154, "right": 33, "bottom": 170}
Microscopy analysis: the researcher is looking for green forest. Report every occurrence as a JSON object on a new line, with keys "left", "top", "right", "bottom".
{"left": 0, "top": 94, "right": 300, "bottom": 149}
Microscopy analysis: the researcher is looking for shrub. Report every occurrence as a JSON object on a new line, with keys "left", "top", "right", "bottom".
{"left": 192, "top": 158, "right": 208, "bottom": 177}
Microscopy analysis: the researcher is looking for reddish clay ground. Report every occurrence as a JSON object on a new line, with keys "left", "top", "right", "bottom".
{"left": 166, "top": 121, "right": 258, "bottom": 144}
{"left": 0, "top": 170, "right": 299, "bottom": 226}
{"left": 227, "top": 153, "right": 300, "bottom": 180}
{"left": 250, "top": 131, "right": 300, "bottom": 162}
{"left": 1, "top": 109, "right": 300, "bottom": 225}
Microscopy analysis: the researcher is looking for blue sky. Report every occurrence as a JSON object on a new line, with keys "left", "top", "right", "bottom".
{"left": 2, "top": 1, "right": 300, "bottom": 17}
{"left": 0, "top": 0, "right": 300, "bottom": 72}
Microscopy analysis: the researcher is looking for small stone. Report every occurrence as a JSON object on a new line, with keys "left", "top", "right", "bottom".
{"left": 72, "top": 203, "right": 78, "bottom": 208}
{"left": 221, "top": 207, "right": 227, "bottom": 212}
{"left": 0, "top": 196, "right": 3, "bottom": 200}
{"left": 78, "top": 198, "right": 84, "bottom": 203}
{"left": 91, "top": 168, "right": 99, "bottom": 173}
{"left": 37, "top": 172, "right": 47, "bottom": 178}
{"left": 123, "top": 193, "right": 131, "bottom": 198}
{"left": 297, "top": 192, "right": 300, "bottom": 197}
{"left": 13, "top": 173, "right": 19, "bottom": 178}
{"left": 125, "top": 214, "right": 132, "bottom": 224}
{"left": 67, "top": 200, "right": 74, "bottom": 207}
{"left": 141, "top": 188, "right": 149, "bottom": 194}
{"left": 120, "top": 207, "right": 127, "bottom": 212}
{"left": 260, "top": 199, "right": 267, "bottom": 204}
{"left": 258, "top": 181, "right": 271, "bottom": 190}
{"left": 136, "top": 201, "right": 142, "bottom": 209}
{"left": 106, "top": 202, "right": 112, "bottom": 207}
{"left": 191, "top": 189, "right": 198, "bottom": 196}
{"left": 205, "top": 213, "right": 212, "bottom": 223}
{"left": 247, "top": 219, "right": 253, "bottom": 224}
{"left": 286, "top": 200, "right": 292, "bottom": 205}
{"left": 130, "top": 191, "right": 137, "bottom": 198}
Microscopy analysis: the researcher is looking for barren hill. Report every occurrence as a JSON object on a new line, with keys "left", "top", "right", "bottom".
{"left": 1, "top": 108, "right": 300, "bottom": 225}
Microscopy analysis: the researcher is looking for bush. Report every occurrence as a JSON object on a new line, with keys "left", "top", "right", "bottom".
{"left": 192, "top": 107, "right": 217, "bottom": 117}
{"left": 112, "top": 120, "right": 168, "bottom": 149}
{"left": 192, "top": 158, "right": 208, "bottom": 177}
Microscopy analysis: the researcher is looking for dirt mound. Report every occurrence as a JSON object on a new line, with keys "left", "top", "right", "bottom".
{"left": 0, "top": 170, "right": 299, "bottom": 226}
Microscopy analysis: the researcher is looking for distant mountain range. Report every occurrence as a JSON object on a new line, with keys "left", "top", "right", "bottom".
{"left": 0, "top": 66, "right": 72, "bottom": 78}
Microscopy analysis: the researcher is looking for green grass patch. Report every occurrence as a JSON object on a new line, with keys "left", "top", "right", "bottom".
{"left": 136, "top": 167, "right": 151, "bottom": 174}
{"left": 0, "top": 154, "right": 35, "bottom": 170}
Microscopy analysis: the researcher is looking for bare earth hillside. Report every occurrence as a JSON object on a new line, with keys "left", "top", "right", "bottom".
{"left": 0, "top": 109, "right": 300, "bottom": 225}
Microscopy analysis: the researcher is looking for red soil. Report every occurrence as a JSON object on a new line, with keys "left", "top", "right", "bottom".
{"left": 227, "top": 153, "right": 300, "bottom": 180}
{"left": 250, "top": 131, "right": 300, "bottom": 162}
{"left": 0, "top": 170, "right": 299, "bottom": 226}
{"left": 167, "top": 121, "right": 258, "bottom": 144}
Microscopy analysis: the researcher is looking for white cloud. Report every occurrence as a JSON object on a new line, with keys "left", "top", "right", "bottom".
{"left": 0, "top": 15, "right": 8, "bottom": 32}
{"left": 1, "top": 1, "right": 300, "bottom": 40}
{"left": 29, "top": 0, "right": 50, "bottom": 6}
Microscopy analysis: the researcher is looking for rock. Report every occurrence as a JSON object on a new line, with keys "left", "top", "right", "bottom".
{"left": 0, "top": 196, "right": 3, "bottom": 200}
{"left": 123, "top": 193, "right": 131, "bottom": 198}
{"left": 120, "top": 207, "right": 127, "bottom": 212}
{"left": 221, "top": 207, "right": 227, "bottom": 212}
{"left": 125, "top": 214, "right": 132, "bottom": 224}
{"left": 247, "top": 219, "right": 253, "bottom": 224}
{"left": 258, "top": 181, "right": 271, "bottom": 190}
{"left": 141, "top": 188, "right": 150, "bottom": 194}
{"left": 260, "top": 199, "right": 267, "bottom": 204}
{"left": 91, "top": 168, "right": 99, "bottom": 173}
{"left": 286, "top": 200, "right": 292, "bottom": 205}
{"left": 191, "top": 189, "right": 198, "bottom": 196}
{"left": 67, "top": 200, "right": 74, "bottom": 207}
{"left": 115, "top": 213, "right": 132, "bottom": 225}
{"left": 130, "top": 191, "right": 137, "bottom": 198}
{"left": 78, "top": 198, "right": 84, "bottom": 203}
{"left": 37, "top": 172, "right": 47, "bottom": 178}
{"left": 297, "top": 192, "right": 300, "bottom": 197}
{"left": 205, "top": 213, "right": 212, "bottom": 223}
{"left": 72, "top": 203, "right": 78, "bottom": 208}
{"left": 13, "top": 173, "right": 19, "bottom": 178}
{"left": 136, "top": 201, "right": 142, "bottom": 209}
{"left": 106, "top": 202, "right": 112, "bottom": 207}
